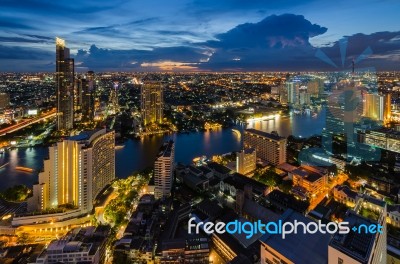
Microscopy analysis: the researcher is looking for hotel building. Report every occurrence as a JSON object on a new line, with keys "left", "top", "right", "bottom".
{"left": 27, "top": 128, "right": 115, "bottom": 213}
{"left": 244, "top": 129, "right": 286, "bottom": 165}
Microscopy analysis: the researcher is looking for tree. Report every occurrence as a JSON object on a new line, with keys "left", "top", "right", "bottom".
{"left": 17, "top": 232, "right": 31, "bottom": 245}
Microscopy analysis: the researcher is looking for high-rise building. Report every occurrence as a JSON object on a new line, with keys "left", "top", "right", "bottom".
{"left": 307, "top": 79, "right": 324, "bottom": 97}
{"left": 236, "top": 148, "right": 257, "bottom": 175}
{"left": 299, "top": 91, "right": 311, "bottom": 105}
{"left": 108, "top": 81, "right": 120, "bottom": 115}
{"left": 28, "top": 128, "right": 115, "bottom": 213}
{"left": 244, "top": 129, "right": 286, "bottom": 165}
{"left": 56, "top": 37, "right": 74, "bottom": 130}
{"left": 287, "top": 81, "right": 299, "bottom": 105}
{"left": 0, "top": 93, "right": 10, "bottom": 109}
{"left": 154, "top": 140, "right": 174, "bottom": 199}
{"left": 279, "top": 84, "right": 288, "bottom": 105}
{"left": 75, "top": 74, "right": 95, "bottom": 123}
{"left": 363, "top": 92, "right": 391, "bottom": 123}
{"left": 141, "top": 82, "right": 164, "bottom": 126}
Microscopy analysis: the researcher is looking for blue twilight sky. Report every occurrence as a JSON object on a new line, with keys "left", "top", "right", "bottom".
{"left": 0, "top": 0, "right": 399, "bottom": 72}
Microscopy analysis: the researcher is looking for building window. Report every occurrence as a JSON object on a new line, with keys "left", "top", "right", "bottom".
{"left": 338, "top": 257, "right": 343, "bottom": 264}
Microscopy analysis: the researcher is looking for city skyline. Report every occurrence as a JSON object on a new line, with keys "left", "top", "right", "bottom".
{"left": 1, "top": 0, "right": 400, "bottom": 72}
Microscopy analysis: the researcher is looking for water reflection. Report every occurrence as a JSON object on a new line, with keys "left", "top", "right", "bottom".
{"left": 0, "top": 110, "right": 326, "bottom": 190}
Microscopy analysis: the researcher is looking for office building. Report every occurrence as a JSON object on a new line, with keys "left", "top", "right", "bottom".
{"left": 28, "top": 128, "right": 115, "bottom": 213}
{"left": 141, "top": 82, "right": 164, "bottom": 126}
{"left": 363, "top": 92, "right": 391, "bottom": 123}
{"left": 154, "top": 140, "right": 174, "bottom": 199}
{"left": 292, "top": 165, "right": 328, "bottom": 196}
{"left": 328, "top": 195, "right": 387, "bottom": 264}
{"left": 236, "top": 148, "right": 256, "bottom": 175}
{"left": 0, "top": 93, "right": 10, "bottom": 109}
{"left": 56, "top": 37, "right": 75, "bottom": 130}
{"left": 244, "top": 129, "right": 286, "bottom": 165}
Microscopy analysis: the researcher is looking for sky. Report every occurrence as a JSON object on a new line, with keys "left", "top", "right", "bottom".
{"left": 0, "top": 0, "right": 399, "bottom": 72}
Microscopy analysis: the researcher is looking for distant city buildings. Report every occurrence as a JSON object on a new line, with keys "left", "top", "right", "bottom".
{"left": 28, "top": 128, "right": 115, "bottom": 213}
{"left": 141, "top": 82, "right": 164, "bottom": 126}
{"left": 56, "top": 37, "right": 74, "bottom": 130}
{"left": 244, "top": 129, "right": 287, "bottom": 165}
{"left": 154, "top": 140, "right": 175, "bottom": 199}
{"left": 236, "top": 148, "right": 256, "bottom": 175}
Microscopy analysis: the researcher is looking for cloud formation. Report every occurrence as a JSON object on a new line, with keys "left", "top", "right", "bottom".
{"left": 0, "top": 9, "right": 399, "bottom": 71}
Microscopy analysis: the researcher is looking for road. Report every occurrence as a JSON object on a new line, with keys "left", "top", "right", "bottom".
{"left": 308, "top": 172, "right": 349, "bottom": 211}
{"left": 0, "top": 109, "right": 56, "bottom": 136}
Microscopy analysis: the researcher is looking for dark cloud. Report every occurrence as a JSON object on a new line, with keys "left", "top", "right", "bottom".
{"left": 1, "top": 12, "right": 400, "bottom": 71}
{"left": 319, "top": 32, "right": 400, "bottom": 70}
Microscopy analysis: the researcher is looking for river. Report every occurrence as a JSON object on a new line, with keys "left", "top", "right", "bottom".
{"left": 0, "top": 109, "right": 326, "bottom": 190}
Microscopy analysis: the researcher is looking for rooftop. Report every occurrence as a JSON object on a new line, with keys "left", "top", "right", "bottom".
{"left": 244, "top": 128, "right": 286, "bottom": 141}
{"left": 329, "top": 211, "right": 380, "bottom": 263}
{"left": 157, "top": 140, "right": 174, "bottom": 158}
{"left": 260, "top": 209, "right": 331, "bottom": 264}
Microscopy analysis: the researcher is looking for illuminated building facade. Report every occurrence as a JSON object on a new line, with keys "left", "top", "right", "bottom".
{"left": 75, "top": 72, "right": 95, "bottom": 123}
{"left": 141, "top": 82, "right": 164, "bottom": 125}
{"left": 244, "top": 129, "right": 286, "bottom": 165}
{"left": 363, "top": 92, "right": 391, "bottom": 123}
{"left": 292, "top": 165, "right": 328, "bottom": 196}
{"left": 154, "top": 140, "right": 174, "bottom": 199}
{"left": 286, "top": 81, "right": 299, "bottom": 105}
{"left": 236, "top": 148, "right": 256, "bottom": 175}
{"left": 56, "top": 37, "right": 75, "bottom": 130}
{"left": 28, "top": 129, "right": 115, "bottom": 213}
{"left": 108, "top": 81, "right": 119, "bottom": 115}
{"left": 364, "top": 128, "right": 400, "bottom": 153}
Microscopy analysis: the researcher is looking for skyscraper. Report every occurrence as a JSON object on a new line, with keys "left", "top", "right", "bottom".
{"left": 108, "top": 81, "right": 119, "bottom": 115}
{"left": 141, "top": 82, "right": 164, "bottom": 126}
{"left": 287, "top": 81, "right": 299, "bottom": 105}
{"left": 56, "top": 37, "right": 74, "bottom": 131}
{"left": 28, "top": 128, "right": 115, "bottom": 213}
{"left": 363, "top": 92, "right": 391, "bottom": 123}
{"left": 154, "top": 140, "right": 174, "bottom": 199}
{"left": 244, "top": 129, "right": 287, "bottom": 165}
